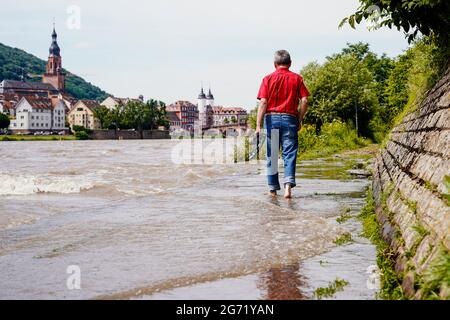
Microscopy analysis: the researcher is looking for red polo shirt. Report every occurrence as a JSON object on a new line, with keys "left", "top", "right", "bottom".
{"left": 257, "top": 67, "right": 310, "bottom": 117}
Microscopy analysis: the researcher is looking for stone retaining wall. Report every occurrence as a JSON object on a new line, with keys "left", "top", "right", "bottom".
{"left": 89, "top": 129, "right": 170, "bottom": 140}
{"left": 372, "top": 65, "right": 450, "bottom": 298}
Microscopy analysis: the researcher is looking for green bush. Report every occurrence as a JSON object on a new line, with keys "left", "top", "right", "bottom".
{"left": 72, "top": 125, "right": 93, "bottom": 135}
{"left": 75, "top": 131, "right": 89, "bottom": 140}
{"left": 72, "top": 125, "right": 86, "bottom": 132}
{"left": 298, "top": 121, "right": 368, "bottom": 160}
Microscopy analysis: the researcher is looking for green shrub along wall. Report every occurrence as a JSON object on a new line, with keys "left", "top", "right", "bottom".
{"left": 371, "top": 64, "right": 450, "bottom": 299}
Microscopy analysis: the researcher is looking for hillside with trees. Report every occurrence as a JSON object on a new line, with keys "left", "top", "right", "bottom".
{"left": 0, "top": 42, "right": 109, "bottom": 101}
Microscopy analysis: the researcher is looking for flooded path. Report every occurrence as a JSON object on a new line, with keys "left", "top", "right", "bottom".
{"left": 0, "top": 140, "right": 377, "bottom": 299}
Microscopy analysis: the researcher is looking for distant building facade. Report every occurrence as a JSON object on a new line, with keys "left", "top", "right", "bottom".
{"left": 167, "top": 87, "right": 248, "bottom": 132}
{"left": 67, "top": 100, "right": 102, "bottom": 130}
{"left": 166, "top": 100, "right": 199, "bottom": 131}
{"left": 101, "top": 95, "right": 144, "bottom": 111}
{"left": 212, "top": 106, "right": 247, "bottom": 126}
{"left": 8, "top": 96, "right": 67, "bottom": 133}
{"left": 0, "top": 80, "right": 59, "bottom": 98}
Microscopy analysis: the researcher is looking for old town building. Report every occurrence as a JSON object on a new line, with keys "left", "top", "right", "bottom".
{"left": 67, "top": 100, "right": 102, "bottom": 130}
{"left": 167, "top": 100, "right": 199, "bottom": 131}
{"left": 212, "top": 106, "right": 247, "bottom": 126}
{"left": 9, "top": 96, "right": 67, "bottom": 133}
{"left": 101, "top": 95, "right": 144, "bottom": 111}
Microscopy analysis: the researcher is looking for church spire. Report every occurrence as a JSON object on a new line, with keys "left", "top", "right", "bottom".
{"left": 49, "top": 22, "right": 61, "bottom": 57}
{"left": 43, "top": 22, "right": 65, "bottom": 92}
{"left": 206, "top": 88, "right": 214, "bottom": 100}
{"left": 198, "top": 86, "right": 206, "bottom": 99}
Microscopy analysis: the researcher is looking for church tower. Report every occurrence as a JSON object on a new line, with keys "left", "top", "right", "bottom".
{"left": 206, "top": 87, "right": 214, "bottom": 107}
{"left": 198, "top": 86, "right": 207, "bottom": 112}
{"left": 198, "top": 86, "right": 213, "bottom": 129}
{"left": 42, "top": 24, "right": 66, "bottom": 92}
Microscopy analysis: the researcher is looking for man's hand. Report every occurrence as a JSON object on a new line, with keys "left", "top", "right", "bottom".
{"left": 256, "top": 98, "right": 267, "bottom": 135}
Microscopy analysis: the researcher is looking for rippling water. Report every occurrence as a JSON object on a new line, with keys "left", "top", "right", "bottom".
{"left": 0, "top": 140, "right": 374, "bottom": 299}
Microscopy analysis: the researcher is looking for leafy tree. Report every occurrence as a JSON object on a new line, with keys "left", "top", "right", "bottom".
{"left": 231, "top": 116, "right": 237, "bottom": 124}
{"left": 239, "top": 115, "right": 248, "bottom": 125}
{"left": 0, "top": 112, "right": 10, "bottom": 130}
{"left": 302, "top": 54, "right": 379, "bottom": 137}
{"left": 122, "top": 100, "right": 150, "bottom": 138}
{"left": 341, "top": 0, "right": 450, "bottom": 44}
{"left": 107, "top": 104, "right": 125, "bottom": 130}
{"left": 93, "top": 106, "right": 111, "bottom": 129}
{"left": 334, "top": 42, "right": 395, "bottom": 105}
{"left": 121, "top": 100, "right": 165, "bottom": 136}
{"left": 155, "top": 101, "right": 170, "bottom": 129}
{"left": 146, "top": 99, "right": 169, "bottom": 129}
{"left": 383, "top": 52, "right": 413, "bottom": 123}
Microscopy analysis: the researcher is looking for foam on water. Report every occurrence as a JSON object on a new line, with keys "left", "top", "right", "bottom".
{"left": 0, "top": 173, "right": 95, "bottom": 195}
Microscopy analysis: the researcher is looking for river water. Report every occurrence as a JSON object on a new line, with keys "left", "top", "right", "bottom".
{"left": 0, "top": 140, "right": 377, "bottom": 299}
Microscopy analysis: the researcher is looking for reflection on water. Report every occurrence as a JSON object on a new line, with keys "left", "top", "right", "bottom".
{"left": 259, "top": 265, "right": 305, "bottom": 300}
{"left": 0, "top": 140, "right": 373, "bottom": 299}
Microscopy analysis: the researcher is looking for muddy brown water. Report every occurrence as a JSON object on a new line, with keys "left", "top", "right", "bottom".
{"left": 0, "top": 140, "right": 378, "bottom": 299}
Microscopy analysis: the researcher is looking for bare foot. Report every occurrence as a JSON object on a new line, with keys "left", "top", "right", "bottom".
{"left": 284, "top": 185, "right": 292, "bottom": 199}
{"left": 269, "top": 190, "right": 277, "bottom": 197}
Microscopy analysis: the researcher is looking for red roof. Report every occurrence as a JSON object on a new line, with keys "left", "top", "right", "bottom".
{"left": 21, "top": 97, "right": 54, "bottom": 110}
{"left": 212, "top": 106, "right": 247, "bottom": 114}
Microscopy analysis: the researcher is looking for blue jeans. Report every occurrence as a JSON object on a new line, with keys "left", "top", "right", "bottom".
{"left": 264, "top": 114, "right": 299, "bottom": 191}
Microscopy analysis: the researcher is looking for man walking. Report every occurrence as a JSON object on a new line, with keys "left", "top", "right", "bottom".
{"left": 255, "top": 50, "right": 310, "bottom": 199}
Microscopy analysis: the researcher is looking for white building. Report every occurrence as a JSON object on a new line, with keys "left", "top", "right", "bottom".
{"left": 9, "top": 96, "right": 67, "bottom": 133}
{"left": 212, "top": 106, "right": 248, "bottom": 126}
{"left": 101, "top": 95, "right": 144, "bottom": 111}
{"left": 197, "top": 87, "right": 214, "bottom": 129}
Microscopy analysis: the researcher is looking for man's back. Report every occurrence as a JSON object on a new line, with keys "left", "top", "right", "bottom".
{"left": 257, "top": 68, "right": 309, "bottom": 117}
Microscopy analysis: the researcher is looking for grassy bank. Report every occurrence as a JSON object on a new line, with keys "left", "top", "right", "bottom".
{"left": 298, "top": 121, "right": 369, "bottom": 161}
{"left": 358, "top": 188, "right": 405, "bottom": 300}
{"left": 0, "top": 135, "right": 76, "bottom": 141}
{"left": 359, "top": 188, "right": 450, "bottom": 300}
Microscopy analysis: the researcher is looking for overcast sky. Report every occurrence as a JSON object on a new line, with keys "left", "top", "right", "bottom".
{"left": 0, "top": 0, "right": 409, "bottom": 109}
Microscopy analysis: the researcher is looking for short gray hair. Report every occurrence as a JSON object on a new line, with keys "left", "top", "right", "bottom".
{"left": 274, "top": 50, "right": 292, "bottom": 66}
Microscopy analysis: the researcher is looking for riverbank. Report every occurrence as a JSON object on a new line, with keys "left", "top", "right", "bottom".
{"left": 0, "top": 135, "right": 76, "bottom": 141}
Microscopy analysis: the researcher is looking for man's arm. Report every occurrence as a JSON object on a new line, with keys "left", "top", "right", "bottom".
{"left": 298, "top": 97, "right": 308, "bottom": 129}
{"left": 256, "top": 98, "right": 267, "bottom": 134}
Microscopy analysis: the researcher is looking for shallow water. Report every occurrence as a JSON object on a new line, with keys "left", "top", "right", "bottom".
{"left": 0, "top": 140, "right": 376, "bottom": 299}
